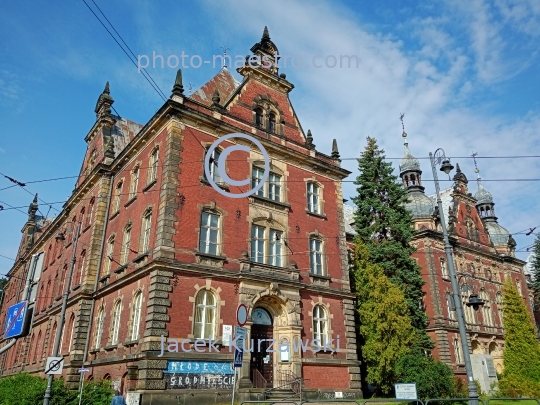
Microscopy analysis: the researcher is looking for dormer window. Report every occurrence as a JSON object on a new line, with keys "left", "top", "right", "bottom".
{"left": 255, "top": 108, "right": 263, "bottom": 127}
{"left": 268, "top": 113, "right": 276, "bottom": 133}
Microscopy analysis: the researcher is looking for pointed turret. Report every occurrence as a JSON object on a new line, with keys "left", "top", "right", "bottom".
{"left": 247, "top": 26, "right": 280, "bottom": 75}
{"left": 28, "top": 194, "right": 38, "bottom": 223}
{"left": 171, "top": 69, "right": 184, "bottom": 98}
{"left": 95, "top": 81, "right": 115, "bottom": 120}
{"left": 331, "top": 139, "right": 340, "bottom": 159}
{"left": 306, "top": 130, "right": 316, "bottom": 150}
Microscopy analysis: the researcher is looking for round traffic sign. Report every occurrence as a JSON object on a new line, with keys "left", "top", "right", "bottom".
{"left": 236, "top": 304, "right": 248, "bottom": 326}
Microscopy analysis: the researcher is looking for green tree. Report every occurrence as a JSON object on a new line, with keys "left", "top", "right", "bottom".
{"left": 351, "top": 241, "right": 414, "bottom": 394}
{"left": 352, "top": 137, "right": 433, "bottom": 352}
{"left": 499, "top": 278, "right": 540, "bottom": 396}
{"left": 530, "top": 234, "right": 540, "bottom": 305}
{"left": 395, "top": 353, "right": 455, "bottom": 400}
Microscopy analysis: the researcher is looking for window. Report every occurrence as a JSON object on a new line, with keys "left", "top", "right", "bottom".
{"left": 454, "top": 338, "right": 463, "bottom": 364}
{"left": 251, "top": 167, "right": 282, "bottom": 202}
{"left": 446, "top": 293, "right": 456, "bottom": 320}
{"left": 496, "top": 292, "right": 504, "bottom": 326}
{"left": 94, "top": 308, "right": 105, "bottom": 348}
{"left": 193, "top": 290, "right": 216, "bottom": 339}
{"left": 149, "top": 148, "right": 159, "bottom": 183}
{"left": 313, "top": 305, "right": 328, "bottom": 344}
{"left": 481, "top": 290, "right": 493, "bottom": 326}
{"left": 517, "top": 279, "right": 523, "bottom": 297}
{"left": 106, "top": 236, "right": 115, "bottom": 273}
{"left": 251, "top": 225, "right": 265, "bottom": 263}
{"left": 255, "top": 108, "right": 263, "bottom": 127}
{"left": 269, "top": 173, "right": 281, "bottom": 201}
{"left": 307, "top": 183, "right": 320, "bottom": 214}
{"left": 269, "top": 229, "right": 282, "bottom": 267}
{"left": 131, "top": 292, "right": 143, "bottom": 341}
{"left": 310, "top": 237, "right": 324, "bottom": 275}
{"left": 78, "top": 250, "right": 86, "bottom": 285}
{"left": 79, "top": 207, "right": 86, "bottom": 226}
{"left": 86, "top": 198, "right": 95, "bottom": 228}
{"left": 199, "top": 211, "right": 219, "bottom": 255}
{"left": 120, "top": 225, "right": 132, "bottom": 265}
{"left": 268, "top": 112, "right": 276, "bottom": 133}
{"left": 111, "top": 301, "right": 122, "bottom": 345}
{"left": 440, "top": 258, "right": 449, "bottom": 279}
{"left": 251, "top": 167, "right": 265, "bottom": 197}
{"left": 129, "top": 167, "right": 139, "bottom": 200}
{"left": 35, "top": 332, "right": 42, "bottom": 362}
{"left": 67, "top": 316, "right": 75, "bottom": 352}
{"left": 113, "top": 182, "right": 123, "bottom": 213}
{"left": 50, "top": 323, "right": 57, "bottom": 355}
{"left": 141, "top": 211, "right": 152, "bottom": 253}
{"left": 205, "top": 149, "right": 222, "bottom": 183}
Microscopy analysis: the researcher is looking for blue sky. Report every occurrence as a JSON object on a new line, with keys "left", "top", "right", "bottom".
{"left": 1, "top": 0, "right": 539, "bottom": 274}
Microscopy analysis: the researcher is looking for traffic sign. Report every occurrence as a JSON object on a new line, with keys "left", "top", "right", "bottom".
{"left": 233, "top": 326, "right": 247, "bottom": 368}
{"left": 45, "top": 357, "right": 64, "bottom": 375}
{"left": 78, "top": 368, "right": 90, "bottom": 373}
{"left": 236, "top": 304, "right": 248, "bottom": 326}
{"left": 4, "top": 301, "right": 28, "bottom": 339}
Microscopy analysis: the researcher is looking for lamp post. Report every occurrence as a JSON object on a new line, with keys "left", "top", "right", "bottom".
{"left": 42, "top": 222, "right": 81, "bottom": 405}
{"left": 429, "top": 149, "right": 479, "bottom": 405}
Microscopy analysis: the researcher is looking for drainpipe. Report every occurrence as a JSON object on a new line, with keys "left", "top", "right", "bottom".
{"left": 78, "top": 174, "right": 114, "bottom": 390}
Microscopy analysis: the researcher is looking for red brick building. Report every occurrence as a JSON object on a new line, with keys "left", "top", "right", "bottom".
{"left": 398, "top": 134, "right": 530, "bottom": 378}
{"left": 0, "top": 28, "right": 361, "bottom": 404}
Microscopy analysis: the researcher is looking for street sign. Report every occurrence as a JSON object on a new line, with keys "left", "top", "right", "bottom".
{"left": 395, "top": 383, "right": 418, "bottom": 400}
{"left": 4, "top": 301, "right": 28, "bottom": 339}
{"left": 78, "top": 368, "right": 90, "bottom": 373}
{"left": 236, "top": 304, "right": 248, "bottom": 326}
{"left": 45, "top": 357, "right": 64, "bottom": 375}
{"left": 222, "top": 325, "right": 232, "bottom": 346}
{"left": 233, "top": 326, "right": 247, "bottom": 368}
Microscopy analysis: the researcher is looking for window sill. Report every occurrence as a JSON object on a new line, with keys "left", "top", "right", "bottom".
{"left": 251, "top": 194, "right": 290, "bottom": 209}
{"left": 195, "top": 251, "right": 227, "bottom": 267}
{"left": 104, "top": 344, "right": 118, "bottom": 351}
{"left": 113, "top": 264, "right": 128, "bottom": 274}
{"left": 143, "top": 179, "right": 157, "bottom": 192}
{"left": 309, "top": 272, "right": 331, "bottom": 280}
{"left": 306, "top": 210, "right": 327, "bottom": 219}
{"left": 123, "top": 339, "right": 139, "bottom": 347}
{"left": 55, "top": 295, "right": 62, "bottom": 301}
{"left": 124, "top": 196, "right": 137, "bottom": 207}
{"left": 133, "top": 252, "right": 149, "bottom": 263}
{"left": 65, "top": 241, "right": 73, "bottom": 249}
{"left": 195, "top": 251, "right": 226, "bottom": 260}
{"left": 83, "top": 224, "right": 91, "bottom": 233}
{"left": 72, "top": 284, "right": 81, "bottom": 291}
{"left": 199, "top": 176, "right": 230, "bottom": 191}
{"left": 109, "top": 211, "right": 120, "bottom": 220}
{"left": 89, "top": 348, "right": 100, "bottom": 354}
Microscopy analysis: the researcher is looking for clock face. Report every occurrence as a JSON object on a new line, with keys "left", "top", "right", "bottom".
{"left": 252, "top": 308, "right": 272, "bottom": 325}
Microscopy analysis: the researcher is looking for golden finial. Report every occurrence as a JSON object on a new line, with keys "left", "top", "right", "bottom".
{"left": 400, "top": 113, "right": 407, "bottom": 138}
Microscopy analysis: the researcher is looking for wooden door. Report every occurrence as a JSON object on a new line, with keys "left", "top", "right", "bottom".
{"left": 250, "top": 323, "right": 273, "bottom": 385}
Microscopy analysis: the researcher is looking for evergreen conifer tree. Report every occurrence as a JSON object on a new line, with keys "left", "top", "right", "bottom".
{"left": 530, "top": 234, "right": 540, "bottom": 304}
{"left": 499, "top": 277, "right": 540, "bottom": 395}
{"left": 352, "top": 137, "right": 433, "bottom": 352}
{"left": 351, "top": 241, "right": 414, "bottom": 394}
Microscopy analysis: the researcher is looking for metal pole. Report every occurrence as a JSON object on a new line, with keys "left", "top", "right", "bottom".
{"left": 43, "top": 222, "right": 81, "bottom": 405}
{"left": 430, "top": 152, "right": 478, "bottom": 405}
{"left": 78, "top": 372, "right": 85, "bottom": 405}
{"left": 231, "top": 367, "right": 237, "bottom": 405}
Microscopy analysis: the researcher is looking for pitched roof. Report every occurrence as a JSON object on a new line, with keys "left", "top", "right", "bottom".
{"left": 190, "top": 67, "right": 241, "bottom": 106}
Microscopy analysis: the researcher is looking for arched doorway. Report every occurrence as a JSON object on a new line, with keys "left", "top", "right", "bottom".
{"left": 250, "top": 307, "right": 273, "bottom": 387}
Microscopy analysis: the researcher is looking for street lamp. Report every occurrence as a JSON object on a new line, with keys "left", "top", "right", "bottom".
{"left": 429, "top": 149, "right": 479, "bottom": 405}
{"left": 42, "top": 222, "right": 81, "bottom": 405}
{"left": 457, "top": 274, "right": 485, "bottom": 312}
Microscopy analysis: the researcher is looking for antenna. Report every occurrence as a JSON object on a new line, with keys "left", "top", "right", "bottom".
{"left": 220, "top": 45, "right": 230, "bottom": 68}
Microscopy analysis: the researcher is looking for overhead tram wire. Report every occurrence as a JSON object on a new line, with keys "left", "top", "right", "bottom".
{"left": 80, "top": 0, "right": 167, "bottom": 102}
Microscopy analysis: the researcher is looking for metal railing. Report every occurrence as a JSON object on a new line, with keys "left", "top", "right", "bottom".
{"left": 425, "top": 398, "right": 485, "bottom": 405}
{"left": 253, "top": 368, "right": 268, "bottom": 389}
{"left": 486, "top": 399, "right": 540, "bottom": 405}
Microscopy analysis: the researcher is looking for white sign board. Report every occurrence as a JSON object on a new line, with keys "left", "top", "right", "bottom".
{"left": 395, "top": 383, "right": 418, "bottom": 400}
{"left": 335, "top": 391, "right": 343, "bottom": 398}
{"left": 222, "top": 325, "right": 232, "bottom": 347}
{"left": 126, "top": 392, "right": 141, "bottom": 405}
{"left": 45, "top": 357, "right": 64, "bottom": 375}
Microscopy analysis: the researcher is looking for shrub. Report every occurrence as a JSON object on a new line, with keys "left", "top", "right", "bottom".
{"left": 498, "top": 374, "right": 540, "bottom": 398}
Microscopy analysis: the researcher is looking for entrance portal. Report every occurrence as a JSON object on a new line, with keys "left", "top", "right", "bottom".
{"left": 250, "top": 307, "right": 273, "bottom": 387}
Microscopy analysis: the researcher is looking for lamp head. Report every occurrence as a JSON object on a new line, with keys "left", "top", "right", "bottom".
{"left": 466, "top": 294, "right": 485, "bottom": 311}
{"left": 55, "top": 232, "right": 66, "bottom": 243}
{"left": 440, "top": 158, "right": 454, "bottom": 175}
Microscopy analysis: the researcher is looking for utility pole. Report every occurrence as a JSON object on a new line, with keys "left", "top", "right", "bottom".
{"left": 42, "top": 222, "right": 81, "bottom": 405}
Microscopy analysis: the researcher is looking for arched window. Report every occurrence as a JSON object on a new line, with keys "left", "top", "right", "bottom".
{"left": 50, "top": 323, "right": 58, "bottom": 355}
{"left": 481, "top": 290, "right": 493, "bottom": 326}
{"left": 496, "top": 292, "right": 503, "bottom": 326}
{"left": 106, "top": 236, "right": 115, "bottom": 274}
{"left": 309, "top": 237, "right": 324, "bottom": 275}
{"left": 141, "top": 210, "right": 152, "bottom": 253}
{"left": 255, "top": 108, "right": 263, "bottom": 127}
{"left": 94, "top": 307, "right": 105, "bottom": 349}
{"left": 199, "top": 211, "right": 220, "bottom": 256}
{"left": 113, "top": 182, "right": 123, "bottom": 213}
{"left": 313, "top": 305, "right": 328, "bottom": 344}
{"left": 131, "top": 292, "right": 143, "bottom": 341}
{"left": 268, "top": 112, "right": 276, "bottom": 133}
{"left": 454, "top": 337, "right": 463, "bottom": 364}
{"left": 35, "top": 331, "right": 43, "bottom": 362}
{"left": 111, "top": 300, "right": 122, "bottom": 345}
{"left": 149, "top": 148, "right": 159, "bottom": 183}
{"left": 446, "top": 293, "right": 456, "bottom": 320}
{"left": 307, "top": 182, "right": 321, "bottom": 214}
{"left": 120, "top": 224, "right": 132, "bottom": 265}
{"left": 205, "top": 148, "right": 222, "bottom": 183}
{"left": 193, "top": 290, "right": 216, "bottom": 339}
{"left": 67, "top": 315, "right": 75, "bottom": 352}
{"left": 79, "top": 207, "right": 86, "bottom": 225}
{"left": 86, "top": 197, "right": 95, "bottom": 228}
{"left": 516, "top": 279, "right": 523, "bottom": 297}
{"left": 129, "top": 166, "right": 139, "bottom": 200}
{"left": 440, "top": 258, "right": 449, "bottom": 279}
{"left": 77, "top": 250, "right": 86, "bottom": 286}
